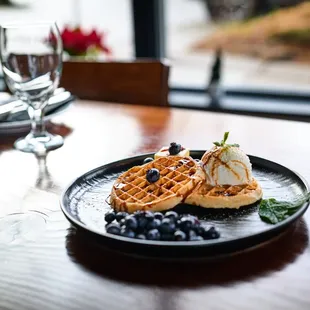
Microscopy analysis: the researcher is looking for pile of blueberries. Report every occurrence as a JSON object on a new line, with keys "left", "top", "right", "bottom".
{"left": 105, "top": 210, "right": 220, "bottom": 241}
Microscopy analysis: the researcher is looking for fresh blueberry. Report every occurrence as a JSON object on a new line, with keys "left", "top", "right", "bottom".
{"left": 137, "top": 216, "right": 148, "bottom": 231}
{"left": 104, "top": 211, "right": 116, "bottom": 223}
{"left": 187, "top": 230, "right": 197, "bottom": 241}
{"left": 133, "top": 211, "right": 142, "bottom": 218}
{"left": 146, "top": 218, "right": 161, "bottom": 230}
{"left": 162, "top": 218, "right": 172, "bottom": 224}
{"left": 168, "top": 142, "right": 182, "bottom": 155}
{"left": 165, "top": 211, "right": 178, "bottom": 221}
{"left": 146, "top": 229, "right": 161, "bottom": 240}
{"left": 154, "top": 212, "right": 164, "bottom": 220}
{"left": 203, "top": 227, "right": 220, "bottom": 240}
{"left": 106, "top": 222, "right": 121, "bottom": 235}
{"left": 159, "top": 218, "right": 176, "bottom": 234}
{"left": 144, "top": 211, "right": 155, "bottom": 221}
{"left": 181, "top": 214, "right": 191, "bottom": 218}
{"left": 116, "top": 212, "right": 128, "bottom": 222}
{"left": 146, "top": 168, "right": 160, "bottom": 183}
{"left": 189, "top": 228, "right": 197, "bottom": 236}
{"left": 194, "top": 225, "right": 206, "bottom": 236}
{"left": 136, "top": 234, "right": 146, "bottom": 240}
{"left": 179, "top": 216, "right": 195, "bottom": 233}
{"left": 125, "top": 216, "right": 138, "bottom": 231}
{"left": 143, "top": 157, "right": 154, "bottom": 164}
{"left": 120, "top": 228, "right": 135, "bottom": 238}
{"left": 119, "top": 218, "right": 126, "bottom": 226}
{"left": 174, "top": 230, "right": 187, "bottom": 241}
{"left": 161, "top": 233, "right": 174, "bottom": 241}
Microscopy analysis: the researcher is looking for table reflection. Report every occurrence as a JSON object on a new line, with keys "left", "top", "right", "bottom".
{"left": 65, "top": 219, "right": 308, "bottom": 288}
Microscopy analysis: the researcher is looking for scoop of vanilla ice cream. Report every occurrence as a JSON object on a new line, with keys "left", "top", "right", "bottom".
{"left": 202, "top": 146, "right": 252, "bottom": 186}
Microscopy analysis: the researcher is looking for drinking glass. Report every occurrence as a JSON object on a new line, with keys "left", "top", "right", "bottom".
{"left": 0, "top": 22, "right": 63, "bottom": 154}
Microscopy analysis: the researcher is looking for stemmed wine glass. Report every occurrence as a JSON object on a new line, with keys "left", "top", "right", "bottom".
{"left": 0, "top": 22, "right": 63, "bottom": 154}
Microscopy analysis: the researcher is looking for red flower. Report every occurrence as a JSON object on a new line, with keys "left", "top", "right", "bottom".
{"left": 49, "top": 26, "right": 112, "bottom": 56}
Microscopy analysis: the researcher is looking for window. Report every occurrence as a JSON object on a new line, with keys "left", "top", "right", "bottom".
{"left": 131, "top": 0, "right": 310, "bottom": 118}
{"left": 165, "top": 0, "right": 310, "bottom": 93}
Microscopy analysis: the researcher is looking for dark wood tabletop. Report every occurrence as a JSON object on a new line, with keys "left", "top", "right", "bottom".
{"left": 0, "top": 100, "right": 310, "bottom": 310}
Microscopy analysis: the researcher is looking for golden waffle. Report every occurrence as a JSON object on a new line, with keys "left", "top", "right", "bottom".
{"left": 110, "top": 156, "right": 205, "bottom": 213}
{"left": 185, "top": 178, "right": 262, "bottom": 209}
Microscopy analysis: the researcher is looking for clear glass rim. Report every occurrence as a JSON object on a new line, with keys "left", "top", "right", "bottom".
{"left": 0, "top": 21, "right": 58, "bottom": 29}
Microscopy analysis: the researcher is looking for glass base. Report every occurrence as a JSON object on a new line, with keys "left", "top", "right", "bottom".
{"left": 14, "top": 132, "right": 64, "bottom": 155}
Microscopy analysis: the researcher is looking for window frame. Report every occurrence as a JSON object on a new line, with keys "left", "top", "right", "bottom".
{"left": 131, "top": 0, "right": 310, "bottom": 119}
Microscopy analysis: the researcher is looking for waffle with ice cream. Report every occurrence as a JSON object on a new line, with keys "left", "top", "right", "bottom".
{"left": 185, "top": 132, "right": 263, "bottom": 208}
{"left": 110, "top": 135, "right": 262, "bottom": 212}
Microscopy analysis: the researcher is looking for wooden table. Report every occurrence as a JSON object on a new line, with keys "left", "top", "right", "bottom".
{"left": 1, "top": 100, "right": 310, "bottom": 310}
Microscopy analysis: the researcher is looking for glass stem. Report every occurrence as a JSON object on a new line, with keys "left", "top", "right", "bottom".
{"left": 27, "top": 103, "right": 46, "bottom": 138}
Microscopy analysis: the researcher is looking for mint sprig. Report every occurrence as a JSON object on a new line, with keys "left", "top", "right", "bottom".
{"left": 213, "top": 131, "right": 240, "bottom": 148}
{"left": 259, "top": 192, "right": 310, "bottom": 224}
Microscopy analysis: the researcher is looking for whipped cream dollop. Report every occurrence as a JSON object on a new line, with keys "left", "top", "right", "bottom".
{"left": 202, "top": 146, "right": 252, "bottom": 186}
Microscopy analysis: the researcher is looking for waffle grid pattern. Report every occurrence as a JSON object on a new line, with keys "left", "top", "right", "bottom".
{"left": 113, "top": 157, "right": 198, "bottom": 204}
{"left": 197, "top": 179, "right": 258, "bottom": 197}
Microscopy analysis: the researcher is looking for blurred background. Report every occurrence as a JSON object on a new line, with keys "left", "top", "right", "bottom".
{"left": 1, "top": 0, "right": 310, "bottom": 117}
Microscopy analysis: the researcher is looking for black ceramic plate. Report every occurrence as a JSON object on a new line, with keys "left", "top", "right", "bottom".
{"left": 60, "top": 151, "right": 309, "bottom": 259}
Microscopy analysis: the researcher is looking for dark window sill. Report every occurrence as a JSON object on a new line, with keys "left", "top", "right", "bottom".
{"left": 169, "top": 88, "right": 310, "bottom": 122}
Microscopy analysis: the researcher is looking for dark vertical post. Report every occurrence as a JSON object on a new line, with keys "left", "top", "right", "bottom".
{"left": 207, "top": 49, "right": 223, "bottom": 108}
{"left": 131, "top": 0, "right": 165, "bottom": 59}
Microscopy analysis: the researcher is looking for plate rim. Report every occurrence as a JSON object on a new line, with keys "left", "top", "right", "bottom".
{"left": 60, "top": 151, "right": 310, "bottom": 249}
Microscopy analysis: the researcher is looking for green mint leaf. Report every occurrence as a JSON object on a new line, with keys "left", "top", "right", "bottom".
{"left": 227, "top": 143, "right": 240, "bottom": 147}
{"left": 222, "top": 132, "right": 229, "bottom": 144}
{"left": 259, "top": 202, "right": 280, "bottom": 224}
{"left": 259, "top": 194, "right": 309, "bottom": 224}
{"left": 213, "top": 142, "right": 221, "bottom": 146}
{"left": 213, "top": 132, "right": 239, "bottom": 148}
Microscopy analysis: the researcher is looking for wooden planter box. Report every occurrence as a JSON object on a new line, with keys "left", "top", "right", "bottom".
{"left": 60, "top": 59, "right": 170, "bottom": 106}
